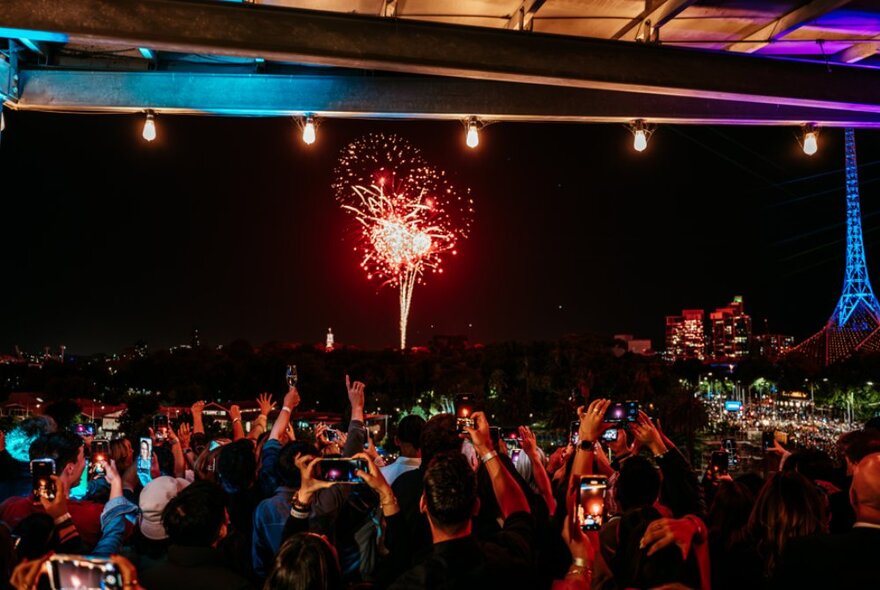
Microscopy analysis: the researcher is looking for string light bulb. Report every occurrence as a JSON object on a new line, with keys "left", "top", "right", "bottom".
{"left": 802, "top": 124, "right": 819, "bottom": 156}
{"left": 465, "top": 118, "right": 480, "bottom": 149}
{"left": 142, "top": 112, "right": 156, "bottom": 142}
{"left": 629, "top": 119, "right": 654, "bottom": 152}
{"left": 0, "top": 108, "right": 5, "bottom": 133}
{"left": 302, "top": 115, "right": 316, "bottom": 145}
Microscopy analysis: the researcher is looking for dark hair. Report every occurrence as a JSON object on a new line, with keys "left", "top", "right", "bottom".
{"left": 708, "top": 481, "right": 754, "bottom": 551}
{"left": 162, "top": 481, "right": 228, "bottom": 546}
{"left": 28, "top": 431, "right": 83, "bottom": 471}
{"left": 616, "top": 456, "right": 661, "bottom": 512}
{"left": 617, "top": 457, "right": 660, "bottom": 511}
{"left": 747, "top": 471, "right": 828, "bottom": 576}
{"left": 263, "top": 533, "right": 343, "bottom": 590}
{"left": 396, "top": 415, "right": 426, "bottom": 448}
{"left": 838, "top": 429, "right": 880, "bottom": 464}
{"left": 781, "top": 448, "right": 835, "bottom": 483}
{"left": 423, "top": 451, "right": 476, "bottom": 533}
{"left": 13, "top": 513, "right": 56, "bottom": 560}
{"left": 419, "top": 414, "right": 461, "bottom": 465}
{"left": 217, "top": 439, "right": 256, "bottom": 492}
{"left": 276, "top": 442, "right": 315, "bottom": 489}
{"left": 154, "top": 445, "right": 175, "bottom": 477}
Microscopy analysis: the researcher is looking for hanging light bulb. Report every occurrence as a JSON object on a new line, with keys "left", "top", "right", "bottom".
{"left": 466, "top": 119, "right": 480, "bottom": 149}
{"left": 0, "top": 108, "right": 5, "bottom": 133}
{"left": 302, "top": 116, "right": 316, "bottom": 145}
{"left": 802, "top": 124, "right": 818, "bottom": 156}
{"left": 142, "top": 112, "right": 156, "bottom": 142}
{"left": 629, "top": 119, "right": 653, "bottom": 152}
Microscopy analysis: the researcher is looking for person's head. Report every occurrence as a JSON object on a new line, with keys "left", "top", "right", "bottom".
{"left": 193, "top": 446, "right": 223, "bottom": 483}
{"left": 161, "top": 481, "right": 228, "bottom": 547}
{"left": 781, "top": 448, "right": 835, "bottom": 483}
{"left": 140, "top": 476, "right": 190, "bottom": 541}
{"left": 217, "top": 439, "right": 257, "bottom": 493}
{"left": 28, "top": 431, "right": 85, "bottom": 491}
{"left": 263, "top": 533, "right": 343, "bottom": 590}
{"left": 748, "top": 471, "right": 828, "bottom": 575}
{"left": 5, "top": 416, "right": 57, "bottom": 463}
{"left": 615, "top": 456, "right": 661, "bottom": 512}
{"left": 838, "top": 430, "right": 880, "bottom": 475}
{"left": 109, "top": 438, "right": 134, "bottom": 471}
{"left": 708, "top": 481, "right": 754, "bottom": 548}
{"left": 420, "top": 451, "right": 478, "bottom": 538}
{"left": 276, "top": 442, "right": 315, "bottom": 489}
{"left": 850, "top": 452, "right": 880, "bottom": 524}
{"left": 419, "top": 414, "right": 462, "bottom": 465}
{"left": 12, "top": 514, "right": 56, "bottom": 560}
{"left": 395, "top": 415, "right": 425, "bottom": 458}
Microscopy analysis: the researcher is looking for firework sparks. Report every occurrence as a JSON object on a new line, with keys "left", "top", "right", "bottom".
{"left": 333, "top": 134, "right": 474, "bottom": 349}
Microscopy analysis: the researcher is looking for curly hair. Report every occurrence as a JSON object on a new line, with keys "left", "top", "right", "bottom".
{"left": 423, "top": 451, "right": 477, "bottom": 534}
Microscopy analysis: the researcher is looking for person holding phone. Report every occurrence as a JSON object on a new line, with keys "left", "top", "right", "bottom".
{"left": 0, "top": 431, "right": 106, "bottom": 550}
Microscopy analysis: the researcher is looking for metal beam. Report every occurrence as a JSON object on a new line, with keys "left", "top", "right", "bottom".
{"left": 2, "top": 0, "right": 880, "bottom": 114}
{"left": 506, "top": 0, "right": 548, "bottom": 31}
{"left": 834, "top": 39, "right": 880, "bottom": 64}
{"left": 726, "top": 0, "right": 852, "bottom": 53}
{"left": 14, "top": 69, "right": 880, "bottom": 127}
{"left": 613, "top": 0, "right": 697, "bottom": 41}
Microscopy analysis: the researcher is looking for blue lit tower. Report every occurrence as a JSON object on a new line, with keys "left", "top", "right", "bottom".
{"left": 794, "top": 128, "right": 880, "bottom": 364}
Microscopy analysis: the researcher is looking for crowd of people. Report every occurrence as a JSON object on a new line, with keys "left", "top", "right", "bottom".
{"left": 0, "top": 376, "right": 879, "bottom": 589}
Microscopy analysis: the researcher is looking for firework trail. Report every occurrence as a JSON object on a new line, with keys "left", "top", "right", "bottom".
{"left": 333, "top": 134, "right": 474, "bottom": 349}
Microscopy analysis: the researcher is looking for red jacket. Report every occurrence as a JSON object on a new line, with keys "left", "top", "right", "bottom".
{"left": 0, "top": 496, "right": 105, "bottom": 549}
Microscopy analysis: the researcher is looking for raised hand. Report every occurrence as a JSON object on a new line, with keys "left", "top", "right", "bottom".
{"left": 640, "top": 516, "right": 704, "bottom": 558}
{"left": 191, "top": 400, "right": 205, "bottom": 416}
{"left": 228, "top": 405, "right": 242, "bottom": 422}
{"left": 577, "top": 399, "right": 611, "bottom": 444}
{"left": 283, "top": 386, "right": 301, "bottom": 411}
{"left": 256, "top": 393, "right": 276, "bottom": 416}
{"left": 465, "top": 411, "right": 493, "bottom": 455}
{"left": 630, "top": 412, "right": 667, "bottom": 456}
{"left": 177, "top": 422, "right": 192, "bottom": 450}
{"left": 519, "top": 426, "right": 538, "bottom": 456}
{"left": 346, "top": 375, "right": 365, "bottom": 420}
{"left": 294, "top": 453, "right": 335, "bottom": 504}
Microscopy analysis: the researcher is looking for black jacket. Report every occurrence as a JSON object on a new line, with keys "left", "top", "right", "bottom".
{"left": 139, "top": 545, "right": 255, "bottom": 590}
{"left": 773, "top": 526, "right": 880, "bottom": 589}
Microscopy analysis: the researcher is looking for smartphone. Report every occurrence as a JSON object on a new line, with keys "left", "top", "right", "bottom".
{"left": 489, "top": 426, "right": 501, "bottom": 447}
{"left": 602, "top": 428, "right": 619, "bottom": 442}
{"left": 314, "top": 458, "right": 368, "bottom": 483}
{"left": 286, "top": 364, "right": 298, "bottom": 387}
{"left": 577, "top": 475, "right": 607, "bottom": 531}
{"left": 73, "top": 423, "right": 96, "bottom": 438}
{"left": 722, "top": 438, "right": 737, "bottom": 453}
{"left": 90, "top": 439, "right": 110, "bottom": 479}
{"left": 46, "top": 554, "right": 123, "bottom": 590}
{"left": 454, "top": 394, "right": 476, "bottom": 433}
{"left": 710, "top": 450, "right": 729, "bottom": 476}
{"left": 502, "top": 428, "right": 521, "bottom": 450}
{"left": 153, "top": 415, "right": 169, "bottom": 441}
{"left": 31, "top": 458, "right": 56, "bottom": 501}
{"left": 137, "top": 437, "right": 153, "bottom": 486}
{"left": 603, "top": 401, "right": 639, "bottom": 424}
{"left": 762, "top": 431, "right": 774, "bottom": 452}
{"left": 326, "top": 429, "right": 340, "bottom": 443}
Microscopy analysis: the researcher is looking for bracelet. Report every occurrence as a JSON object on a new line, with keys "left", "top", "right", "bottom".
{"left": 232, "top": 418, "right": 241, "bottom": 424}
{"left": 53, "top": 513, "right": 73, "bottom": 526}
{"left": 480, "top": 450, "right": 499, "bottom": 464}
{"left": 380, "top": 497, "right": 399, "bottom": 508}
{"left": 567, "top": 565, "right": 592, "bottom": 578}
{"left": 572, "top": 557, "right": 590, "bottom": 568}
{"left": 290, "top": 507, "right": 310, "bottom": 519}
{"left": 280, "top": 407, "right": 292, "bottom": 414}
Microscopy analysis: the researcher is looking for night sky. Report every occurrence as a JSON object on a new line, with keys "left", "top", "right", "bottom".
{"left": 2, "top": 111, "right": 880, "bottom": 354}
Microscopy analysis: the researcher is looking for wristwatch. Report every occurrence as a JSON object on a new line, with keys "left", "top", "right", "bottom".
{"left": 578, "top": 440, "right": 595, "bottom": 451}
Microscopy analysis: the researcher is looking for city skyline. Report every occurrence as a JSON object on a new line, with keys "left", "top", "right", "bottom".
{"left": 2, "top": 113, "right": 880, "bottom": 354}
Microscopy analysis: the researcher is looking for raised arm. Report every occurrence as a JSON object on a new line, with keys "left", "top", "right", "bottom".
{"left": 191, "top": 400, "right": 206, "bottom": 435}
{"left": 520, "top": 426, "right": 557, "bottom": 515}
{"left": 270, "top": 387, "right": 301, "bottom": 441}
{"left": 228, "top": 405, "right": 245, "bottom": 441}
{"left": 166, "top": 426, "right": 186, "bottom": 477}
{"left": 570, "top": 400, "right": 611, "bottom": 487}
{"left": 467, "top": 412, "right": 530, "bottom": 518}
{"left": 342, "top": 375, "right": 367, "bottom": 457}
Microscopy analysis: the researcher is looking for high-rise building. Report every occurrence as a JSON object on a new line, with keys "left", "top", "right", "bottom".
{"left": 710, "top": 296, "right": 752, "bottom": 360}
{"left": 664, "top": 310, "right": 706, "bottom": 361}
{"left": 754, "top": 333, "right": 795, "bottom": 359}
{"left": 325, "top": 328, "right": 335, "bottom": 352}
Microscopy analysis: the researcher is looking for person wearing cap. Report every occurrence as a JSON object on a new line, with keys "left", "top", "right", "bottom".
{"left": 125, "top": 474, "right": 190, "bottom": 571}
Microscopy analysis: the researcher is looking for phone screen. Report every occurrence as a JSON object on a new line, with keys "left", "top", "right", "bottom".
{"left": 74, "top": 423, "right": 96, "bottom": 437}
{"left": 762, "top": 431, "right": 774, "bottom": 452}
{"left": 286, "top": 364, "right": 298, "bottom": 387}
{"left": 502, "top": 428, "right": 520, "bottom": 450}
{"left": 137, "top": 437, "right": 153, "bottom": 486}
{"left": 454, "top": 394, "right": 475, "bottom": 433}
{"left": 31, "top": 459, "right": 56, "bottom": 501}
{"left": 602, "top": 428, "right": 619, "bottom": 442}
{"left": 314, "top": 458, "right": 368, "bottom": 483}
{"left": 570, "top": 421, "right": 580, "bottom": 446}
{"left": 489, "top": 426, "right": 501, "bottom": 447}
{"left": 49, "top": 555, "right": 123, "bottom": 590}
{"left": 577, "top": 475, "right": 607, "bottom": 531}
{"left": 153, "top": 415, "right": 169, "bottom": 440}
{"left": 90, "top": 440, "right": 110, "bottom": 479}
{"left": 710, "top": 451, "right": 729, "bottom": 475}
{"left": 603, "top": 401, "right": 639, "bottom": 424}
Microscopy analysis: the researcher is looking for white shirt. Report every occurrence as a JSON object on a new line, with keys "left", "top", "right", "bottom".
{"left": 380, "top": 456, "right": 421, "bottom": 486}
